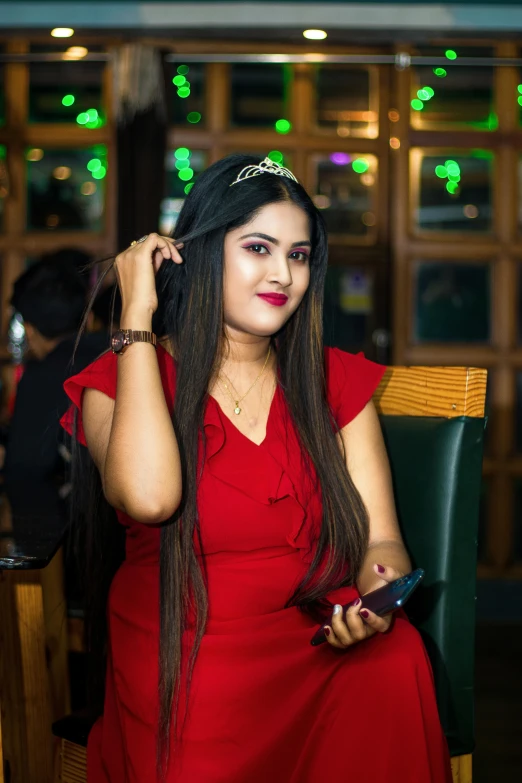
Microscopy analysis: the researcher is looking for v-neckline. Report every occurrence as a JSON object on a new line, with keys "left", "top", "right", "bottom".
{"left": 157, "top": 342, "right": 279, "bottom": 448}
{"left": 209, "top": 384, "right": 279, "bottom": 448}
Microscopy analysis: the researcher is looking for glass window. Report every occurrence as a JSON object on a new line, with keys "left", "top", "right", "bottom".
{"left": 0, "top": 144, "right": 6, "bottom": 231}
{"left": 160, "top": 148, "right": 206, "bottom": 235}
{"left": 168, "top": 62, "right": 205, "bottom": 127}
{"left": 230, "top": 64, "right": 290, "bottom": 129}
{"left": 26, "top": 146, "right": 107, "bottom": 231}
{"left": 411, "top": 46, "right": 495, "bottom": 131}
{"left": 414, "top": 150, "right": 493, "bottom": 234}
{"left": 414, "top": 261, "right": 491, "bottom": 343}
{"left": 29, "top": 45, "right": 105, "bottom": 125}
{"left": 314, "top": 66, "right": 377, "bottom": 139}
{"left": 313, "top": 153, "right": 378, "bottom": 237}
{"left": 323, "top": 265, "right": 376, "bottom": 353}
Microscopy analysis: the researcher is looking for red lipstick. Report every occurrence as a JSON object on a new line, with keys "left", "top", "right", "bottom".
{"left": 257, "top": 293, "right": 289, "bottom": 307}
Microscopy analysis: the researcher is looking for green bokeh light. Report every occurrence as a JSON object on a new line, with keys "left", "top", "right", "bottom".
{"left": 177, "top": 86, "right": 191, "bottom": 98}
{"left": 417, "top": 89, "right": 431, "bottom": 101}
{"left": 187, "top": 112, "right": 201, "bottom": 123}
{"left": 175, "top": 159, "right": 190, "bottom": 170}
{"left": 76, "top": 112, "right": 88, "bottom": 125}
{"left": 518, "top": 96, "right": 522, "bottom": 107}
{"left": 86, "top": 108, "right": 98, "bottom": 122}
{"left": 275, "top": 119, "right": 292, "bottom": 134}
{"left": 268, "top": 150, "right": 284, "bottom": 164}
{"left": 177, "top": 64, "right": 189, "bottom": 75}
{"left": 184, "top": 182, "right": 194, "bottom": 195}
{"left": 173, "top": 75, "right": 186, "bottom": 87}
{"left": 352, "top": 158, "right": 369, "bottom": 174}
{"left": 518, "top": 84, "right": 522, "bottom": 94}
{"left": 435, "top": 165, "right": 447, "bottom": 179}
{"left": 446, "top": 181, "right": 459, "bottom": 194}
{"left": 411, "top": 98, "right": 424, "bottom": 111}
{"left": 62, "top": 94, "right": 75, "bottom": 107}
{"left": 445, "top": 49, "right": 458, "bottom": 60}
{"left": 178, "top": 168, "right": 194, "bottom": 181}
{"left": 174, "top": 147, "right": 190, "bottom": 160}
{"left": 87, "top": 158, "right": 102, "bottom": 172}
{"left": 433, "top": 67, "right": 447, "bottom": 78}
{"left": 423, "top": 86, "right": 435, "bottom": 98}
{"left": 92, "top": 166, "right": 107, "bottom": 180}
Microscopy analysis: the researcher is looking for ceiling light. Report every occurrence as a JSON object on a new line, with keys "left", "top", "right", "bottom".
{"left": 303, "top": 29, "right": 327, "bottom": 40}
{"left": 51, "top": 28, "right": 74, "bottom": 38}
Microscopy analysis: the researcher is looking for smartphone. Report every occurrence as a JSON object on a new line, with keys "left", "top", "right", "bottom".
{"left": 310, "top": 568, "right": 425, "bottom": 646}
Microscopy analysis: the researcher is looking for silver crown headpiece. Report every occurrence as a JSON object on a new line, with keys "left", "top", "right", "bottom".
{"left": 230, "top": 157, "right": 298, "bottom": 187}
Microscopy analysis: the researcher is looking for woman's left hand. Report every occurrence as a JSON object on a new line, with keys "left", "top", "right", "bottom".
{"left": 324, "top": 563, "right": 406, "bottom": 650}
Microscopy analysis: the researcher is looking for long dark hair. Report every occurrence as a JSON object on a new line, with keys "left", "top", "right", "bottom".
{"left": 70, "top": 154, "right": 369, "bottom": 773}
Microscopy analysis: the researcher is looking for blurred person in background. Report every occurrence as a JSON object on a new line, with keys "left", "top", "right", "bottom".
{"left": 3, "top": 252, "right": 107, "bottom": 481}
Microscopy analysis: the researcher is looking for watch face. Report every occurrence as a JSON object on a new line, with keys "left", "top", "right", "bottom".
{"left": 111, "top": 332, "right": 125, "bottom": 353}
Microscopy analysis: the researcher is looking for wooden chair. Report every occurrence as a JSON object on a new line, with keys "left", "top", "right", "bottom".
{"left": 54, "top": 365, "right": 486, "bottom": 783}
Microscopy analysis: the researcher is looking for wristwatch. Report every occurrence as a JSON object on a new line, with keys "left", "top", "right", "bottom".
{"left": 111, "top": 329, "right": 157, "bottom": 354}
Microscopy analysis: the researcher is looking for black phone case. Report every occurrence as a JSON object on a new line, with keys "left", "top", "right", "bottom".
{"left": 310, "top": 568, "right": 425, "bottom": 646}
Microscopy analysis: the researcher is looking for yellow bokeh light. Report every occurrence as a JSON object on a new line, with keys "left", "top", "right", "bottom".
{"left": 53, "top": 166, "right": 72, "bottom": 180}
{"left": 303, "top": 29, "right": 327, "bottom": 40}
{"left": 51, "top": 28, "right": 74, "bottom": 38}
{"left": 81, "top": 181, "right": 97, "bottom": 196}
{"left": 26, "top": 148, "right": 44, "bottom": 162}
{"left": 63, "top": 46, "right": 88, "bottom": 60}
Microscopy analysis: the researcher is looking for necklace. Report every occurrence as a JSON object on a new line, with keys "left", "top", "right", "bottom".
{"left": 219, "top": 346, "right": 272, "bottom": 415}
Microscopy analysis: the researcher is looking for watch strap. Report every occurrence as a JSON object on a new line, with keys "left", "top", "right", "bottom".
{"left": 111, "top": 329, "right": 157, "bottom": 354}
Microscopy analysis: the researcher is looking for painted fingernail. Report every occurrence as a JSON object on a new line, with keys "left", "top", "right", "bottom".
{"left": 360, "top": 610, "right": 370, "bottom": 619}
{"left": 333, "top": 604, "right": 342, "bottom": 615}
{"left": 325, "top": 627, "right": 331, "bottom": 637}
{"left": 376, "top": 564, "right": 386, "bottom": 573}
{"left": 351, "top": 598, "right": 361, "bottom": 607}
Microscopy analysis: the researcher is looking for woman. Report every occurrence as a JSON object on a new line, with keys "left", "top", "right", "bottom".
{"left": 62, "top": 155, "right": 452, "bottom": 782}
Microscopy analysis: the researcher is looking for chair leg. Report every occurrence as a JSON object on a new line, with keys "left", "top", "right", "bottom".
{"left": 451, "top": 753, "right": 472, "bottom": 783}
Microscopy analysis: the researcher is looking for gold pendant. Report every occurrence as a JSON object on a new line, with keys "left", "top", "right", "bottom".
{"left": 234, "top": 406, "right": 241, "bottom": 415}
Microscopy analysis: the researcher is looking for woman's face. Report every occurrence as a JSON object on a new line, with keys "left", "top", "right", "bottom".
{"left": 222, "top": 201, "right": 311, "bottom": 338}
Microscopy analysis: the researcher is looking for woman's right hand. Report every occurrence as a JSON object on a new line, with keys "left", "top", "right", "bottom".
{"left": 114, "top": 233, "right": 184, "bottom": 316}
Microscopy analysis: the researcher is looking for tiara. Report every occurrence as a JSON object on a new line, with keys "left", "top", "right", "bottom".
{"left": 230, "top": 157, "right": 298, "bottom": 187}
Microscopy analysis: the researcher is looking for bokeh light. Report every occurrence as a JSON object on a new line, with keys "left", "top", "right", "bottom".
{"left": 178, "top": 168, "right": 194, "bottom": 181}
{"left": 87, "top": 158, "right": 102, "bottom": 172}
{"left": 172, "top": 75, "right": 186, "bottom": 87}
{"left": 62, "top": 94, "right": 75, "bottom": 107}
{"left": 411, "top": 99, "right": 424, "bottom": 111}
{"left": 187, "top": 112, "right": 201, "bottom": 123}
{"left": 275, "top": 119, "right": 292, "bottom": 134}
{"left": 76, "top": 112, "right": 88, "bottom": 125}
{"left": 51, "top": 28, "right": 74, "bottom": 38}
{"left": 177, "top": 65, "right": 189, "bottom": 75}
{"left": 177, "top": 86, "right": 191, "bottom": 99}
{"left": 433, "top": 68, "right": 447, "bottom": 78}
{"left": 175, "top": 147, "right": 190, "bottom": 160}
{"left": 445, "top": 49, "right": 458, "bottom": 60}
{"left": 352, "top": 158, "right": 369, "bottom": 174}
{"left": 184, "top": 183, "right": 194, "bottom": 195}
{"left": 92, "top": 166, "right": 107, "bottom": 180}
{"left": 26, "top": 148, "right": 44, "bottom": 162}
{"left": 330, "top": 152, "right": 351, "bottom": 165}
{"left": 268, "top": 150, "right": 284, "bottom": 164}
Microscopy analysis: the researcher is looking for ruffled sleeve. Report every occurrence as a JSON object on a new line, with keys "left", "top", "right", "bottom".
{"left": 325, "top": 346, "right": 386, "bottom": 431}
{"left": 60, "top": 350, "right": 117, "bottom": 446}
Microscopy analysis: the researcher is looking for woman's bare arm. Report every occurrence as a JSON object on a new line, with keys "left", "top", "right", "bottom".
{"left": 82, "top": 234, "right": 184, "bottom": 524}
{"left": 339, "top": 400, "right": 412, "bottom": 594}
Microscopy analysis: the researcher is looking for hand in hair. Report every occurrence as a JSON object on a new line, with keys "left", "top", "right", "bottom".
{"left": 322, "top": 563, "right": 405, "bottom": 650}
{"left": 114, "top": 233, "right": 184, "bottom": 316}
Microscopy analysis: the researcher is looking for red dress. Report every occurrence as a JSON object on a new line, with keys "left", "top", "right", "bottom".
{"left": 62, "top": 345, "right": 452, "bottom": 783}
